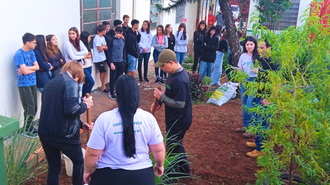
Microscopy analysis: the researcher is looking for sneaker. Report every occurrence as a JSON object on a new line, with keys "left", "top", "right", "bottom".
{"left": 109, "top": 93, "right": 117, "bottom": 100}
{"left": 155, "top": 78, "right": 160, "bottom": 84}
{"left": 246, "top": 142, "right": 256, "bottom": 148}
{"left": 102, "top": 89, "right": 109, "bottom": 93}
{"left": 246, "top": 149, "right": 265, "bottom": 158}
{"left": 21, "top": 128, "right": 38, "bottom": 138}
{"left": 138, "top": 83, "right": 141, "bottom": 87}
{"left": 158, "top": 79, "right": 165, "bottom": 85}
{"left": 139, "top": 76, "right": 143, "bottom": 82}
{"left": 144, "top": 77, "right": 149, "bottom": 83}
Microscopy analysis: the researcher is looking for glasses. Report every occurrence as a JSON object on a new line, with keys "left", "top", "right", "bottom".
{"left": 29, "top": 41, "right": 37, "bottom": 45}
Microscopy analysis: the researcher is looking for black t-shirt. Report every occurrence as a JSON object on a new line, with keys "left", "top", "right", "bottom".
{"left": 165, "top": 68, "right": 193, "bottom": 130}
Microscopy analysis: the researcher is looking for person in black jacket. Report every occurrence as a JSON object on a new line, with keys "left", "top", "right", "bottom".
{"left": 245, "top": 39, "right": 278, "bottom": 158}
{"left": 199, "top": 26, "right": 219, "bottom": 78}
{"left": 126, "top": 19, "right": 141, "bottom": 78}
{"left": 193, "top": 21, "right": 207, "bottom": 72}
{"left": 210, "top": 27, "right": 228, "bottom": 86}
{"left": 38, "top": 61, "right": 93, "bottom": 185}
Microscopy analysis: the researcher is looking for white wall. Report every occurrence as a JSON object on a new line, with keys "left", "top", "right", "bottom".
{"left": 0, "top": 0, "right": 80, "bottom": 121}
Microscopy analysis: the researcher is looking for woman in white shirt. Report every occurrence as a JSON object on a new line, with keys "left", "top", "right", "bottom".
{"left": 64, "top": 27, "right": 89, "bottom": 63}
{"left": 138, "top": 20, "right": 153, "bottom": 83}
{"left": 83, "top": 75, "right": 165, "bottom": 185}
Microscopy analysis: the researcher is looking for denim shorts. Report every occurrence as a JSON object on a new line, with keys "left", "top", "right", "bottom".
{"left": 127, "top": 54, "right": 138, "bottom": 72}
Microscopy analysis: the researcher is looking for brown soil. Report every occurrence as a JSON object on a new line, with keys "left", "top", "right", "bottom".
{"left": 23, "top": 75, "right": 259, "bottom": 185}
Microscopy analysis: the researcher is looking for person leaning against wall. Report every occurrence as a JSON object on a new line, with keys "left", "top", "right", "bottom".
{"left": 14, "top": 33, "right": 40, "bottom": 138}
{"left": 38, "top": 61, "right": 93, "bottom": 185}
{"left": 46, "top": 34, "right": 66, "bottom": 78}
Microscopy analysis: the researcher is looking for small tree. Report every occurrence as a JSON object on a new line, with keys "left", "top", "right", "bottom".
{"left": 238, "top": 2, "right": 330, "bottom": 184}
{"left": 254, "top": 0, "right": 292, "bottom": 32}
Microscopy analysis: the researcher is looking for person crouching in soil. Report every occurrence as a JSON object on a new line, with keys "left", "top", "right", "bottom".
{"left": 38, "top": 61, "right": 94, "bottom": 185}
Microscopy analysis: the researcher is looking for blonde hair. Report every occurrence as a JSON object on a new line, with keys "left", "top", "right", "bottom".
{"left": 61, "top": 61, "right": 85, "bottom": 84}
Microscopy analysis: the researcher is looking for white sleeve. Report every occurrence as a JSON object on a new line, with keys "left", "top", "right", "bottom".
{"left": 87, "top": 114, "right": 106, "bottom": 150}
{"left": 147, "top": 115, "right": 163, "bottom": 145}
{"left": 64, "top": 41, "right": 85, "bottom": 60}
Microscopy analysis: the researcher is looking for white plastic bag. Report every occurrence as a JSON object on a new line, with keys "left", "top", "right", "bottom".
{"left": 207, "top": 82, "right": 238, "bottom": 106}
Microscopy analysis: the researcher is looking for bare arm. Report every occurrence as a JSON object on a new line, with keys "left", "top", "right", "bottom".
{"left": 84, "top": 147, "right": 103, "bottom": 172}
{"left": 149, "top": 142, "right": 165, "bottom": 177}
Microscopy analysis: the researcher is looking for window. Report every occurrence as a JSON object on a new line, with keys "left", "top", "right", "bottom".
{"left": 176, "top": 5, "right": 185, "bottom": 24}
{"left": 150, "top": 0, "right": 161, "bottom": 30}
{"left": 81, "top": 0, "right": 116, "bottom": 34}
{"left": 277, "top": 0, "right": 300, "bottom": 30}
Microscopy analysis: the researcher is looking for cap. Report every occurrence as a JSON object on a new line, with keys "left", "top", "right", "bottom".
{"left": 154, "top": 49, "right": 176, "bottom": 68}
{"left": 114, "top": 20, "right": 122, "bottom": 27}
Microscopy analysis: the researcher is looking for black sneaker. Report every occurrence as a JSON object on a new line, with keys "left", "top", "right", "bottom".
{"left": 102, "top": 89, "right": 109, "bottom": 93}
{"left": 155, "top": 78, "right": 160, "bottom": 84}
{"left": 109, "top": 93, "right": 117, "bottom": 100}
{"left": 144, "top": 77, "right": 149, "bottom": 83}
{"left": 139, "top": 76, "right": 143, "bottom": 82}
{"left": 21, "top": 128, "right": 38, "bottom": 139}
{"left": 158, "top": 79, "right": 165, "bottom": 85}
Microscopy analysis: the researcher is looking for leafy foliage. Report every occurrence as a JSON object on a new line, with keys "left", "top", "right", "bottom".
{"left": 189, "top": 72, "right": 205, "bottom": 102}
{"left": 254, "top": 0, "right": 292, "bottom": 31}
{"left": 238, "top": 3, "right": 330, "bottom": 184}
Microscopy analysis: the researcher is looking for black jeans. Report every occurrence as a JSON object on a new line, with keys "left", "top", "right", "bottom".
{"left": 138, "top": 52, "right": 151, "bottom": 79}
{"left": 193, "top": 50, "right": 202, "bottom": 72}
{"left": 166, "top": 127, "right": 191, "bottom": 173}
{"left": 41, "top": 140, "right": 84, "bottom": 185}
{"left": 18, "top": 85, "right": 38, "bottom": 130}
{"left": 90, "top": 167, "right": 155, "bottom": 185}
{"left": 110, "top": 62, "right": 124, "bottom": 94}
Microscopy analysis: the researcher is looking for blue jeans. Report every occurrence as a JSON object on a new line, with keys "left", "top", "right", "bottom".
{"left": 153, "top": 49, "right": 164, "bottom": 79}
{"left": 241, "top": 77, "right": 255, "bottom": 127}
{"left": 211, "top": 51, "right": 224, "bottom": 85}
{"left": 175, "top": 52, "right": 186, "bottom": 65}
{"left": 254, "top": 97, "right": 270, "bottom": 151}
{"left": 138, "top": 52, "right": 151, "bottom": 78}
{"left": 127, "top": 54, "right": 138, "bottom": 72}
{"left": 199, "top": 61, "right": 213, "bottom": 79}
{"left": 82, "top": 66, "right": 95, "bottom": 97}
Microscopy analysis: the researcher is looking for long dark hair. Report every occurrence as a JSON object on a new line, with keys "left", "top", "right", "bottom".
{"left": 80, "top": 31, "right": 91, "bottom": 52}
{"left": 195, "top": 21, "right": 207, "bottom": 37}
{"left": 243, "top": 36, "right": 259, "bottom": 63}
{"left": 165, "top": 24, "right": 173, "bottom": 37}
{"left": 207, "top": 26, "right": 217, "bottom": 37}
{"left": 141, "top": 20, "right": 150, "bottom": 34}
{"left": 177, "top": 23, "right": 187, "bottom": 40}
{"left": 68, "top": 27, "right": 81, "bottom": 51}
{"left": 157, "top": 25, "right": 165, "bottom": 35}
{"left": 115, "top": 75, "right": 140, "bottom": 158}
{"left": 35, "top": 35, "right": 50, "bottom": 63}
{"left": 215, "top": 25, "right": 222, "bottom": 37}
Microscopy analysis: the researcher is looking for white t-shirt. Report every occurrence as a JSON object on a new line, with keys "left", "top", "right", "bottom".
{"left": 87, "top": 108, "right": 163, "bottom": 170}
{"left": 237, "top": 53, "right": 257, "bottom": 78}
{"left": 92, "top": 35, "right": 107, "bottom": 63}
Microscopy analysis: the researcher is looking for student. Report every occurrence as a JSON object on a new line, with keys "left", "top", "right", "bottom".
{"left": 125, "top": 19, "right": 141, "bottom": 78}
{"left": 153, "top": 49, "right": 193, "bottom": 176}
{"left": 14, "top": 33, "right": 39, "bottom": 138}
{"left": 138, "top": 20, "right": 152, "bottom": 83}
{"left": 122, "top": 14, "right": 130, "bottom": 34}
{"left": 109, "top": 20, "right": 123, "bottom": 38}
{"left": 245, "top": 39, "right": 278, "bottom": 158}
{"left": 93, "top": 25, "right": 109, "bottom": 93}
{"left": 46, "top": 34, "right": 66, "bottom": 78}
{"left": 206, "top": 10, "right": 216, "bottom": 29}
{"left": 193, "top": 21, "right": 207, "bottom": 72}
{"left": 80, "top": 31, "right": 95, "bottom": 97}
{"left": 152, "top": 25, "right": 168, "bottom": 84}
{"left": 102, "top": 21, "right": 111, "bottom": 39}
{"left": 38, "top": 61, "right": 93, "bottom": 185}
{"left": 84, "top": 75, "right": 165, "bottom": 185}
{"left": 216, "top": 10, "right": 225, "bottom": 28}
{"left": 64, "top": 27, "right": 89, "bottom": 63}
{"left": 165, "top": 24, "right": 175, "bottom": 51}
{"left": 107, "top": 27, "right": 126, "bottom": 100}
{"left": 235, "top": 36, "right": 260, "bottom": 138}
{"left": 34, "top": 35, "right": 56, "bottom": 93}
{"left": 174, "top": 23, "right": 189, "bottom": 65}
{"left": 210, "top": 26, "right": 228, "bottom": 87}
{"left": 199, "top": 26, "right": 219, "bottom": 79}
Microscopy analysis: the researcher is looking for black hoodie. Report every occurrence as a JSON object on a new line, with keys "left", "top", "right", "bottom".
{"left": 125, "top": 27, "right": 141, "bottom": 58}
{"left": 200, "top": 28, "right": 219, "bottom": 63}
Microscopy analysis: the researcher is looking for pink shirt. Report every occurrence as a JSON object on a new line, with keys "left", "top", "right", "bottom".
{"left": 157, "top": 35, "right": 163, "bottom": 45}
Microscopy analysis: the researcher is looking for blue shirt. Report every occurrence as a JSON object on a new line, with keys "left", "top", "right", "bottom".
{"left": 14, "top": 49, "right": 37, "bottom": 87}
